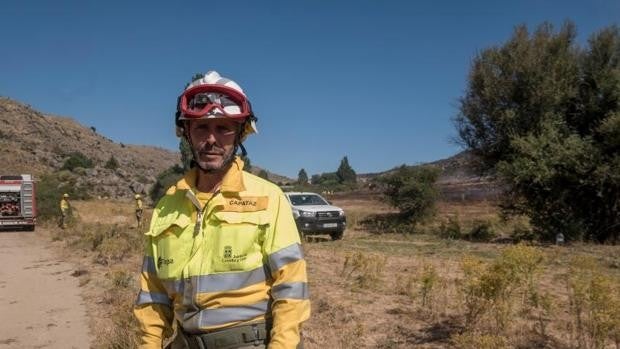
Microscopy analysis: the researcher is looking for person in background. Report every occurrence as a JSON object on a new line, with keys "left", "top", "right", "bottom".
{"left": 135, "top": 194, "right": 144, "bottom": 229}
{"left": 134, "top": 71, "right": 310, "bottom": 349}
{"left": 59, "top": 193, "right": 70, "bottom": 229}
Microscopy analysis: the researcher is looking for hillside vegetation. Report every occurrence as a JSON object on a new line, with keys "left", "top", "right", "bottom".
{"left": 0, "top": 97, "right": 178, "bottom": 198}
{"left": 42, "top": 195, "right": 620, "bottom": 349}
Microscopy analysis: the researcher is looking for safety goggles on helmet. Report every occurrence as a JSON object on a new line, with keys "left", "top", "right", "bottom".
{"left": 179, "top": 84, "right": 252, "bottom": 120}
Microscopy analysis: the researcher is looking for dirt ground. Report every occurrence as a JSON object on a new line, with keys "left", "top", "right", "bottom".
{"left": 0, "top": 230, "right": 91, "bottom": 348}
{"left": 5, "top": 197, "right": 617, "bottom": 349}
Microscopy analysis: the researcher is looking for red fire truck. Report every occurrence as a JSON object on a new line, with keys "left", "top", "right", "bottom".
{"left": 0, "top": 174, "right": 36, "bottom": 231}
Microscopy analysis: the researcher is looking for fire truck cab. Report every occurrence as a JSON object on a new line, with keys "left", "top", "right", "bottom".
{"left": 0, "top": 174, "right": 36, "bottom": 231}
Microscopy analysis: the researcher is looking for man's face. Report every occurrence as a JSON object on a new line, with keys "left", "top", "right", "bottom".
{"left": 187, "top": 118, "right": 240, "bottom": 172}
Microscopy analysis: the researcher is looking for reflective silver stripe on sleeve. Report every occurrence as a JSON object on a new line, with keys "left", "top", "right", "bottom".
{"left": 183, "top": 301, "right": 270, "bottom": 332}
{"left": 268, "top": 243, "right": 304, "bottom": 273}
{"left": 271, "top": 282, "right": 309, "bottom": 300}
{"left": 142, "top": 256, "right": 157, "bottom": 274}
{"left": 135, "top": 290, "right": 172, "bottom": 306}
{"left": 193, "top": 266, "right": 267, "bottom": 293}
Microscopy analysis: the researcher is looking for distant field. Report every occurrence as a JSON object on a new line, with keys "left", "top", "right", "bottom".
{"left": 43, "top": 196, "right": 620, "bottom": 349}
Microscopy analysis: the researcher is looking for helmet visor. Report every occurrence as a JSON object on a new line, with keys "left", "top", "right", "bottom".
{"left": 179, "top": 84, "right": 251, "bottom": 120}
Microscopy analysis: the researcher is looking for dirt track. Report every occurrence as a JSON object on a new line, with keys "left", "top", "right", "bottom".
{"left": 0, "top": 230, "right": 91, "bottom": 349}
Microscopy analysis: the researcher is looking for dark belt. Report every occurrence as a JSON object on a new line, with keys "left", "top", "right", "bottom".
{"left": 185, "top": 323, "right": 268, "bottom": 349}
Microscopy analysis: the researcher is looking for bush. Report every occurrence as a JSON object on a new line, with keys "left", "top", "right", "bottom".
{"left": 419, "top": 264, "right": 439, "bottom": 313}
{"left": 342, "top": 251, "right": 387, "bottom": 290}
{"left": 466, "top": 220, "right": 496, "bottom": 242}
{"left": 36, "top": 172, "right": 90, "bottom": 221}
{"left": 359, "top": 213, "right": 416, "bottom": 235}
{"left": 566, "top": 256, "right": 620, "bottom": 348}
{"left": 375, "top": 165, "right": 440, "bottom": 226}
{"left": 510, "top": 221, "right": 536, "bottom": 243}
{"left": 437, "top": 216, "right": 462, "bottom": 239}
{"left": 458, "top": 245, "right": 544, "bottom": 333}
{"left": 104, "top": 155, "right": 119, "bottom": 170}
{"left": 61, "top": 151, "right": 94, "bottom": 171}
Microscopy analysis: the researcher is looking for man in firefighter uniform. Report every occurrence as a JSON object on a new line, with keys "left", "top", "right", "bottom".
{"left": 134, "top": 71, "right": 310, "bottom": 349}
{"left": 59, "top": 193, "right": 70, "bottom": 229}
{"left": 135, "top": 194, "right": 144, "bottom": 229}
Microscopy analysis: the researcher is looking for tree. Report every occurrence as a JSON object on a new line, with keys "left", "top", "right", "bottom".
{"left": 455, "top": 22, "right": 620, "bottom": 242}
{"left": 310, "top": 174, "right": 320, "bottom": 184}
{"left": 297, "top": 168, "right": 308, "bottom": 185}
{"left": 336, "top": 156, "right": 357, "bottom": 184}
{"left": 376, "top": 165, "right": 440, "bottom": 225}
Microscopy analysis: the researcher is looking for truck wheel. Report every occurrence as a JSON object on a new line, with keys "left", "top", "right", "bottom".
{"left": 330, "top": 230, "right": 344, "bottom": 241}
{"left": 26, "top": 225, "right": 35, "bottom": 232}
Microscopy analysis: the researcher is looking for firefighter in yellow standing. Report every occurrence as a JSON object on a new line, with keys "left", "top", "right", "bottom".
{"left": 135, "top": 194, "right": 144, "bottom": 228}
{"left": 59, "top": 193, "right": 70, "bottom": 229}
{"left": 133, "top": 71, "right": 310, "bottom": 349}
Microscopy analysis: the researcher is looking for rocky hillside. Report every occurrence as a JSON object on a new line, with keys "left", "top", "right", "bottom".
{"left": 0, "top": 97, "right": 293, "bottom": 199}
{"left": 0, "top": 97, "right": 179, "bottom": 198}
{"left": 357, "top": 151, "right": 501, "bottom": 202}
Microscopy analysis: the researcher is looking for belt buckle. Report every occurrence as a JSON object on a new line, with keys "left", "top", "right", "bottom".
{"left": 252, "top": 324, "right": 261, "bottom": 346}
{"left": 241, "top": 324, "right": 262, "bottom": 346}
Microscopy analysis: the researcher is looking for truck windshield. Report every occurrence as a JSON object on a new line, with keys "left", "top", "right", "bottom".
{"left": 289, "top": 194, "right": 328, "bottom": 206}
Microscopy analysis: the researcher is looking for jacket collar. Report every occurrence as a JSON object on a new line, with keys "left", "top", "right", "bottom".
{"left": 172, "top": 156, "right": 246, "bottom": 194}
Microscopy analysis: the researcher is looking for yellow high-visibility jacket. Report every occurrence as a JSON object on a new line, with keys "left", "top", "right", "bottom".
{"left": 136, "top": 198, "right": 143, "bottom": 211}
{"left": 60, "top": 199, "right": 69, "bottom": 212}
{"left": 134, "top": 157, "right": 310, "bottom": 349}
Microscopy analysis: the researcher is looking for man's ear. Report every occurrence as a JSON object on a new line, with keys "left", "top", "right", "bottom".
{"left": 176, "top": 126, "right": 184, "bottom": 137}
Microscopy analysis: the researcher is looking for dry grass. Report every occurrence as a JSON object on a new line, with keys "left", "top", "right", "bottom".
{"left": 42, "top": 196, "right": 620, "bottom": 349}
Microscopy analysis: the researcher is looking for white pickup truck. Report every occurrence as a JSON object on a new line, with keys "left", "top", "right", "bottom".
{"left": 284, "top": 192, "right": 346, "bottom": 240}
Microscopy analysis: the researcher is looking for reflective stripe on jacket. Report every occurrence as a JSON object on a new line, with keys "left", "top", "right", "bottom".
{"left": 134, "top": 157, "right": 310, "bottom": 349}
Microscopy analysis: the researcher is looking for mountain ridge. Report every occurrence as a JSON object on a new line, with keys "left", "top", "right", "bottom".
{"left": 0, "top": 97, "right": 293, "bottom": 197}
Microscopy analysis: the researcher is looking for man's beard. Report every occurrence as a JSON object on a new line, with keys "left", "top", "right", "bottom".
{"left": 193, "top": 144, "right": 237, "bottom": 173}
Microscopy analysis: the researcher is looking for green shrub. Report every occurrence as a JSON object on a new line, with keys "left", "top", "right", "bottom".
{"left": 375, "top": 165, "right": 439, "bottom": 227}
{"left": 437, "top": 216, "right": 462, "bottom": 239}
{"left": 104, "top": 155, "right": 119, "bottom": 170}
{"left": 566, "top": 256, "right": 620, "bottom": 349}
{"left": 359, "top": 213, "right": 416, "bottom": 235}
{"left": 459, "top": 245, "right": 544, "bottom": 333}
{"left": 342, "top": 251, "right": 387, "bottom": 289}
{"left": 510, "top": 221, "right": 536, "bottom": 243}
{"left": 36, "top": 172, "right": 89, "bottom": 221}
{"left": 466, "top": 220, "right": 496, "bottom": 242}
{"left": 419, "top": 264, "right": 439, "bottom": 312}
{"left": 61, "top": 151, "right": 94, "bottom": 171}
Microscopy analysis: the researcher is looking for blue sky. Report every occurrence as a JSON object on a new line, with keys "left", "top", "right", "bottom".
{"left": 1, "top": 1, "right": 618, "bottom": 178}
